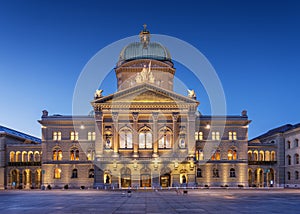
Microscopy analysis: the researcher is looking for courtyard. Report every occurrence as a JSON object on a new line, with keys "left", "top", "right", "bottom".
{"left": 0, "top": 189, "right": 300, "bottom": 213}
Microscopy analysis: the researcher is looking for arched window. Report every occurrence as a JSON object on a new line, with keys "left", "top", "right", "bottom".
{"left": 228, "top": 149, "right": 237, "bottom": 160}
{"left": 15, "top": 151, "right": 21, "bottom": 162}
{"left": 87, "top": 150, "right": 95, "bottom": 161}
{"left": 294, "top": 139, "right": 299, "bottom": 148}
{"left": 259, "top": 151, "right": 264, "bottom": 161}
{"left": 197, "top": 168, "right": 202, "bottom": 177}
{"left": 54, "top": 168, "right": 61, "bottom": 179}
{"left": 248, "top": 151, "right": 252, "bottom": 161}
{"left": 271, "top": 151, "right": 276, "bottom": 161}
{"left": 88, "top": 169, "right": 94, "bottom": 178}
{"left": 265, "top": 151, "right": 270, "bottom": 161}
{"left": 71, "top": 169, "right": 78, "bottom": 178}
{"left": 9, "top": 151, "right": 15, "bottom": 162}
{"left": 197, "top": 149, "right": 204, "bottom": 161}
{"left": 104, "top": 173, "right": 111, "bottom": 184}
{"left": 104, "top": 130, "right": 112, "bottom": 149}
{"left": 139, "top": 127, "right": 152, "bottom": 149}
{"left": 211, "top": 149, "right": 220, "bottom": 160}
{"left": 119, "top": 127, "right": 133, "bottom": 149}
{"left": 53, "top": 148, "right": 62, "bottom": 161}
{"left": 254, "top": 151, "right": 258, "bottom": 161}
{"left": 287, "top": 141, "right": 291, "bottom": 149}
{"left": 213, "top": 168, "right": 219, "bottom": 177}
{"left": 158, "top": 127, "right": 172, "bottom": 149}
{"left": 28, "top": 151, "right": 34, "bottom": 162}
{"left": 287, "top": 171, "right": 291, "bottom": 180}
{"left": 294, "top": 153, "right": 299, "bottom": 165}
{"left": 287, "top": 155, "right": 291, "bottom": 165}
{"left": 230, "top": 168, "right": 236, "bottom": 177}
{"left": 34, "top": 151, "right": 40, "bottom": 162}
{"left": 22, "top": 151, "right": 27, "bottom": 162}
{"left": 70, "top": 148, "right": 79, "bottom": 161}
{"left": 295, "top": 171, "right": 299, "bottom": 180}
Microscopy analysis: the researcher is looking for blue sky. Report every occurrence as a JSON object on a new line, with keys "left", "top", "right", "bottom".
{"left": 0, "top": 0, "right": 299, "bottom": 139}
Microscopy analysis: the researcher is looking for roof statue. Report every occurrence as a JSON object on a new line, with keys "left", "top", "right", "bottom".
{"left": 94, "top": 89, "right": 103, "bottom": 99}
{"left": 135, "top": 61, "right": 155, "bottom": 84}
{"left": 187, "top": 89, "right": 196, "bottom": 99}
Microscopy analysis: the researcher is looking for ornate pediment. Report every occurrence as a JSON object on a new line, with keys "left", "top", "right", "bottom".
{"left": 92, "top": 83, "right": 199, "bottom": 104}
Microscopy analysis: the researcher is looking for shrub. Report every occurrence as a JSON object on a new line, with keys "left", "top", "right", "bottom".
{"left": 80, "top": 186, "right": 85, "bottom": 190}
{"left": 47, "top": 184, "right": 52, "bottom": 190}
{"left": 64, "top": 184, "right": 69, "bottom": 190}
{"left": 238, "top": 184, "right": 244, "bottom": 188}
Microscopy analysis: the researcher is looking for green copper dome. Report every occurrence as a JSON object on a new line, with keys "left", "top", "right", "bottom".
{"left": 118, "top": 25, "right": 172, "bottom": 66}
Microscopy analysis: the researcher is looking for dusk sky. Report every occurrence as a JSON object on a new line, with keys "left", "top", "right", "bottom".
{"left": 0, "top": 0, "right": 299, "bottom": 139}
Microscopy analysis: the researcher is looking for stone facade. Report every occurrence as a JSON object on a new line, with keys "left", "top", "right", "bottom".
{"left": 0, "top": 126, "right": 42, "bottom": 189}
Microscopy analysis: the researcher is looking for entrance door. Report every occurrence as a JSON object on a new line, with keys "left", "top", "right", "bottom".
{"left": 140, "top": 174, "right": 151, "bottom": 187}
{"left": 160, "top": 174, "right": 170, "bottom": 187}
{"left": 121, "top": 175, "right": 131, "bottom": 188}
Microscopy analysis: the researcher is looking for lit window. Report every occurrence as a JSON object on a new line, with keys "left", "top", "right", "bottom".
{"left": 248, "top": 151, "right": 252, "bottom": 161}
{"left": 88, "top": 132, "right": 96, "bottom": 141}
{"left": 197, "top": 149, "right": 204, "bottom": 160}
{"left": 53, "top": 132, "right": 61, "bottom": 141}
{"left": 9, "top": 151, "right": 15, "bottom": 162}
{"left": 22, "top": 151, "right": 27, "bottom": 162}
{"left": 87, "top": 150, "right": 94, "bottom": 161}
{"left": 70, "top": 131, "right": 78, "bottom": 141}
{"left": 119, "top": 128, "right": 133, "bottom": 149}
{"left": 271, "top": 151, "right": 276, "bottom": 161}
{"left": 52, "top": 148, "right": 63, "bottom": 161}
{"left": 229, "top": 132, "right": 237, "bottom": 140}
{"left": 70, "top": 148, "right": 79, "bottom": 161}
{"left": 211, "top": 150, "right": 220, "bottom": 160}
{"left": 212, "top": 132, "right": 220, "bottom": 140}
{"left": 195, "top": 132, "right": 199, "bottom": 141}
{"left": 139, "top": 127, "right": 152, "bottom": 149}
{"left": 230, "top": 168, "right": 236, "bottom": 177}
{"left": 54, "top": 168, "right": 61, "bottom": 179}
{"left": 158, "top": 127, "right": 172, "bottom": 149}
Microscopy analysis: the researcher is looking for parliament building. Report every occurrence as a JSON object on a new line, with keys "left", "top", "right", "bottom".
{"left": 39, "top": 27, "right": 250, "bottom": 189}
{"left": 3, "top": 27, "right": 298, "bottom": 190}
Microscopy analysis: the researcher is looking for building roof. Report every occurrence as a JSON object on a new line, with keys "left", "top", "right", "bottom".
{"left": 250, "top": 123, "right": 299, "bottom": 141}
{"left": 0, "top": 125, "right": 41, "bottom": 143}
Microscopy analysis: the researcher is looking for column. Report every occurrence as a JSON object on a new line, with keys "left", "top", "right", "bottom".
{"left": 152, "top": 112, "right": 159, "bottom": 157}
{"left": 187, "top": 110, "right": 196, "bottom": 158}
{"left": 132, "top": 112, "right": 139, "bottom": 157}
{"left": 95, "top": 111, "right": 103, "bottom": 159}
{"left": 172, "top": 112, "right": 179, "bottom": 152}
{"left": 112, "top": 112, "right": 119, "bottom": 157}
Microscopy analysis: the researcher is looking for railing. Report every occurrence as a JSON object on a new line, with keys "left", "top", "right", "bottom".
{"left": 8, "top": 162, "right": 41, "bottom": 166}
{"left": 248, "top": 161, "right": 277, "bottom": 165}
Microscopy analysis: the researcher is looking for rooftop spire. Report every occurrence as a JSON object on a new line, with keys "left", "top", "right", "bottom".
{"left": 139, "top": 24, "right": 150, "bottom": 48}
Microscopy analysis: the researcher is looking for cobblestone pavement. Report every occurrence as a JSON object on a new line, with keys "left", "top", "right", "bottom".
{"left": 0, "top": 189, "right": 300, "bottom": 213}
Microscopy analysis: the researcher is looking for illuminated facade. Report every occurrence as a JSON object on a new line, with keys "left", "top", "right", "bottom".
{"left": 249, "top": 123, "right": 300, "bottom": 187}
{"left": 0, "top": 125, "right": 42, "bottom": 189}
{"left": 38, "top": 27, "right": 251, "bottom": 189}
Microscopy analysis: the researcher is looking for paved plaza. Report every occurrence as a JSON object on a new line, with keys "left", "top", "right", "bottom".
{"left": 0, "top": 189, "right": 300, "bottom": 213}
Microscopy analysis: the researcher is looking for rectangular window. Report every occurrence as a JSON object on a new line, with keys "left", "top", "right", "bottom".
{"left": 70, "top": 132, "right": 78, "bottom": 141}
{"left": 195, "top": 132, "right": 199, "bottom": 141}
{"left": 212, "top": 132, "right": 220, "bottom": 140}
{"left": 229, "top": 131, "right": 237, "bottom": 140}
{"left": 199, "top": 132, "right": 203, "bottom": 140}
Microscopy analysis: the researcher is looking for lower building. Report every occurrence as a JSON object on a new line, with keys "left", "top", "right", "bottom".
{"left": 0, "top": 126, "right": 42, "bottom": 189}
